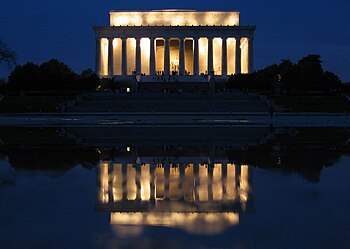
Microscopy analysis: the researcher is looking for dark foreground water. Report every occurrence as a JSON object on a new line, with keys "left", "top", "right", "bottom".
{"left": 0, "top": 126, "right": 349, "bottom": 249}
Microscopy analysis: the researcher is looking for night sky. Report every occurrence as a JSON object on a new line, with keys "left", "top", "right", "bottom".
{"left": 1, "top": 0, "right": 349, "bottom": 82}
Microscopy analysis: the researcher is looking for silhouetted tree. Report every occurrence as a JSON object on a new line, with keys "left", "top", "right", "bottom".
{"left": 297, "top": 54, "right": 324, "bottom": 91}
{"left": 7, "top": 59, "right": 100, "bottom": 92}
{"left": 0, "top": 40, "right": 16, "bottom": 67}
{"left": 39, "top": 59, "right": 77, "bottom": 90}
{"left": 8, "top": 62, "right": 40, "bottom": 90}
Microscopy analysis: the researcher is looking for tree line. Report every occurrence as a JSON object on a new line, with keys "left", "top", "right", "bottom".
{"left": 4, "top": 59, "right": 99, "bottom": 92}
{"left": 227, "top": 54, "right": 346, "bottom": 94}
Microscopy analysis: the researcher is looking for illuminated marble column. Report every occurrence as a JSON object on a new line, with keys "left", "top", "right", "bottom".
{"left": 207, "top": 37, "right": 213, "bottom": 75}
{"left": 164, "top": 38, "right": 170, "bottom": 76}
{"left": 235, "top": 37, "right": 241, "bottom": 74}
{"left": 95, "top": 38, "right": 101, "bottom": 75}
{"left": 122, "top": 38, "right": 127, "bottom": 76}
{"left": 150, "top": 37, "right": 156, "bottom": 75}
{"left": 222, "top": 37, "right": 227, "bottom": 76}
{"left": 179, "top": 38, "right": 185, "bottom": 75}
{"left": 193, "top": 38, "right": 199, "bottom": 75}
{"left": 248, "top": 37, "right": 254, "bottom": 73}
{"left": 135, "top": 38, "right": 141, "bottom": 75}
{"left": 108, "top": 38, "right": 114, "bottom": 78}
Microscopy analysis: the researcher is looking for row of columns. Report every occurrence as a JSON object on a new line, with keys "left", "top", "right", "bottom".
{"left": 96, "top": 36, "right": 254, "bottom": 77}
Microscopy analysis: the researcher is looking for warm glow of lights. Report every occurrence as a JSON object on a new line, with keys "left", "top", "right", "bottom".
{"left": 112, "top": 164, "right": 123, "bottom": 202}
{"left": 213, "top": 38, "right": 222, "bottom": 75}
{"left": 110, "top": 11, "right": 240, "bottom": 27}
{"left": 227, "top": 38, "right": 236, "bottom": 75}
{"left": 155, "top": 39, "right": 164, "bottom": 73}
{"left": 169, "top": 39, "right": 180, "bottom": 73}
{"left": 126, "top": 146, "right": 131, "bottom": 152}
{"left": 99, "top": 162, "right": 109, "bottom": 203}
{"left": 240, "top": 38, "right": 249, "bottom": 74}
{"left": 198, "top": 38, "right": 208, "bottom": 74}
{"left": 184, "top": 39, "right": 194, "bottom": 75}
{"left": 100, "top": 38, "right": 108, "bottom": 76}
{"left": 140, "top": 38, "right": 150, "bottom": 75}
{"left": 113, "top": 38, "right": 122, "bottom": 75}
{"left": 141, "top": 164, "right": 151, "bottom": 201}
{"left": 127, "top": 164, "right": 137, "bottom": 200}
{"left": 127, "top": 38, "right": 136, "bottom": 75}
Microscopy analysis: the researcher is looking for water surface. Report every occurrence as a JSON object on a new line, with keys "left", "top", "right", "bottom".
{"left": 1, "top": 126, "right": 349, "bottom": 249}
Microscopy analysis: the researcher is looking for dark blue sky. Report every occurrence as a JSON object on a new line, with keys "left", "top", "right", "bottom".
{"left": 1, "top": 0, "right": 349, "bottom": 81}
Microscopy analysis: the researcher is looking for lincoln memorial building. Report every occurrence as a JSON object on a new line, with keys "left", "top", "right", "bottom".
{"left": 94, "top": 10, "right": 255, "bottom": 82}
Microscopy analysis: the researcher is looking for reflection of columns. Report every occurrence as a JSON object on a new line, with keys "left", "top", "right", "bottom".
{"left": 141, "top": 164, "right": 151, "bottom": 201}
{"left": 198, "top": 164, "right": 209, "bottom": 202}
{"left": 222, "top": 38, "right": 227, "bottom": 76}
{"left": 108, "top": 38, "right": 114, "bottom": 78}
{"left": 235, "top": 37, "right": 241, "bottom": 74}
{"left": 212, "top": 164, "right": 223, "bottom": 201}
{"left": 135, "top": 38, "right": 141, "bottom": 75}
{"left": 155, "top": 164, "right": 165, "bottom": 200}
{"left": 208, "top": 37, "right": 213, "bottom": 75}
{"left": 122, "top": 38, "right": 127, "bottom": 76}
{"left": 226, "top": 164, "right": 236, "bottom": 200}
{"left": 99, "top": 162, "right": 109, "bottom": 204}
{"left": 164, "top": 38, "right": 170, "bottom": 76}
{"left": 169, "top": 165, "right": 181, "bottom": 200}
{"left": 248, "top": 37, "right": 254, "bottom": 73}
{"left": 95, "top": 38, "right": 101, "bottom": 76}
{"left": 179, "top": 38, "right": 185, "bottom": 75}
{"left": 240, "top": 165, "right": 249, "bottom": 203}
{"left": 112, "top": 163, "right": 123, "bottom": 202}
{"left": 184, "top": 164, "right": 194, "bottom": 202}
{"left": 127, "top": 164, "right": 137, "bottom": 200}
{"left": 150, "top": 38, "right": 155, "bottom": 75}
{"left": 193, "top": 38, "right": 199, "bottom": 75}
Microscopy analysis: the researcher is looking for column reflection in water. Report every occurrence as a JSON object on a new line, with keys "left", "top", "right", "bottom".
{"left": 240, "top": 165, "right": 249, "bottom": 204}
{"left": 197, "top": 164, "right": 209, "bottom": 202}
{"left": 140, "top": 163, "right": 151, "bottom": 201}
{"left": 99, "top": 162, "right": 109, "bottom": 203}
{"left": 226, "top": 163, "right": 237, "bottom": 201}
{"left": 112, "top": 163, "right": 123, "bottom": 202}
{"left": 184, "top": 164, "right": 194, "bottom": 202}
{"left": 155, "top": 164, "right": 165, "bottom": 200}
{"left": 127, "top": 164, "right": 137, "bottom": 200}
{"left": 169, "top": 164, "right": 181, "bottom": 200}
{"left": 96, "top": 161, "right": 251, "bottom": 236}
{"left": 212, "top": 163, "right": 223, "bottom": 201}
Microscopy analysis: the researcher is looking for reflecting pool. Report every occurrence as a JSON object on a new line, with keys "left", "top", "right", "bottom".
{"left": 0, "top": 126, "right": 349, "bottom": 249}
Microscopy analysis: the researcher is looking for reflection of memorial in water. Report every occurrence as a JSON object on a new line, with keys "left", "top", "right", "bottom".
{"left": 96, "top": 160, "right": 252, "bottom": 235}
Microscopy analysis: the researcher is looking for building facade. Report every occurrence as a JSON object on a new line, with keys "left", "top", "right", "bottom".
{"left": 94, "top": 10, "right": 255, "bottom": 81}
